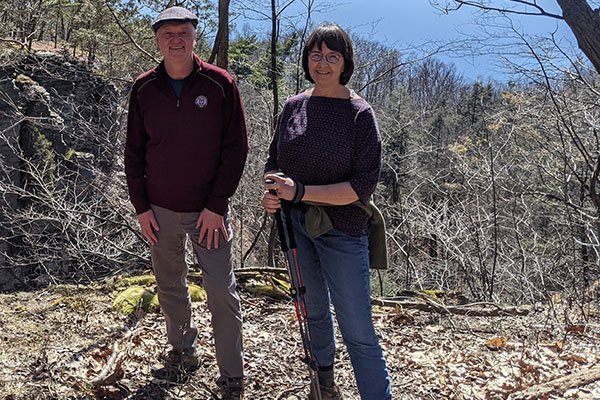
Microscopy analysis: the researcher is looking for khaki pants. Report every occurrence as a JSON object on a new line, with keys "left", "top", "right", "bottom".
{"left": 150, "top": 204, "right": 244, "bottom": 379}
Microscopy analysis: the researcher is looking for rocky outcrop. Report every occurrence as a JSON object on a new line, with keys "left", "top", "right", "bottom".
{"left": 0, "top": 51, "right": 120, "bottom": 290}
{"left": 0, "top": 51, "right": 119, "bottom": 161}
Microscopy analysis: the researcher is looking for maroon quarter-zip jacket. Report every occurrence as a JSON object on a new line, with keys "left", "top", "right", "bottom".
{"left": 125, "top": 54, "right": 248, "bottom": 216}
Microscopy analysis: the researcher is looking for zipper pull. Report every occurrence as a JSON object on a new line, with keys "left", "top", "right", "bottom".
{"left": 176, "top": 98, "right": 180, "bottom": 108}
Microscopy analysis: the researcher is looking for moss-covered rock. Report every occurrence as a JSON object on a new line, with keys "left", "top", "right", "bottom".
{"left": 112, "top": 286, "right": 159, "bottom": 315}
{"left": 112, "top": 281, "right": 206, "bottom": 315}
{"left": 140, "top": 289, "right": 160, "bottom": 312}
{"left": 188, "top": 284, "right": 206, "bottom": 302}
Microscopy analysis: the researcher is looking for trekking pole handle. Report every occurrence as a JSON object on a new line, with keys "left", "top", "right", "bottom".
{"left": 265, "top": 173, "right": 298, "bottom": 249}
{"left": 266, "top": 177, "right": 289, "bottom": 252}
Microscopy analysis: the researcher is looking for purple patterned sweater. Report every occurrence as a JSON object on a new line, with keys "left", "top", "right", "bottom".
{"left": 265, "top": 92, "right": 382, "bottom": 235}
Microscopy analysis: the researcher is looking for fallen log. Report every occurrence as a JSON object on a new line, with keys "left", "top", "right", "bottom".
{"left": 508, "top": 365, "right": 600, "bottom": 400}
{"left": 371, "top": 297, "right": 530, "bottom": 317}
{"left": 234, "top": 267, "right": 288, "bottom": 275}
{"left": 189, "top": 267, "right": 289, "bottom": 283}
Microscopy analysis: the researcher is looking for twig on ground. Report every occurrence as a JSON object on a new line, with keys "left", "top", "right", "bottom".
{"left": 508, "top": 365, "right": 600, "bottom": 400}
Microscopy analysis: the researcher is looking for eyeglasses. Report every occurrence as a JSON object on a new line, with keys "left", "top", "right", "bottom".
{"left": 309, "top": 52, "right": 342, "bottom": 64}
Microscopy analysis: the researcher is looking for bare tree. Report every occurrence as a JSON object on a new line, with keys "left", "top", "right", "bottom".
{"left": 432, "top": 1, "right": 600, "bottom": 74}
{"left": 208, "top": 0, "right": 231, "bottom": 69}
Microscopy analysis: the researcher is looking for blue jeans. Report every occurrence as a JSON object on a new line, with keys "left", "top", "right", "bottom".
{"left": 285, "top": 207, "right": 392, "bottom": 400}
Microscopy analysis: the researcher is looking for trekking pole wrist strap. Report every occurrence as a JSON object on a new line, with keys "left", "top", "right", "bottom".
{"left": 292, "top": 180, "right": 305, "bottom": 203}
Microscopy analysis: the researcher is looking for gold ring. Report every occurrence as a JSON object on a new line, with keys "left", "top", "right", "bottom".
{"left": 214, "top": 229, "right": 219, "bottom": 232}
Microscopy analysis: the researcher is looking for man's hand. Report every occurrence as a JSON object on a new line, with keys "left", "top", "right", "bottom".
{"left": 137, "top": 209, "right": 159, "bottom": 246}
{"left": 196, "top": 208, "right": 228, "bottom": 249}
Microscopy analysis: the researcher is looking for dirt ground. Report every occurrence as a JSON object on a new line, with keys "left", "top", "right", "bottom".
{"left": 1, "top": 276, "right": 600, "bottom": 400}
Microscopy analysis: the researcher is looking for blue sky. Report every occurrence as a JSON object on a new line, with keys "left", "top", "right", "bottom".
{"left": 234, "top": 0, "right": 577, "bottom": 82}
{"left": 313, "top": 0, "right": 576, "bottom": 81}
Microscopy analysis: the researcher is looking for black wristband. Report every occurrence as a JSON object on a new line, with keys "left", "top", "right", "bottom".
{"left": 292, "top": 181, "right": 305, "bottom": 203}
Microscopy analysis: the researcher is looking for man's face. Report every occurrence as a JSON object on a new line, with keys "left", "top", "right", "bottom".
{"left": 156, "top": 22, "right": 197, "bottom": 64}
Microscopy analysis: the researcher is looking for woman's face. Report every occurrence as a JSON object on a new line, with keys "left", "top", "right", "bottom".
{"left": 308, "top": 42, "right": 345, "bottom": 87}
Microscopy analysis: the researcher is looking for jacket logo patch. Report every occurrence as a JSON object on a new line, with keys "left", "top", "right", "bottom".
{"left": 195, "top": 95, "right": 208, "bottom": 108}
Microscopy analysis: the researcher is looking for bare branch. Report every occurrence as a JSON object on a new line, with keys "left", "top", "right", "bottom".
{"left": 435, "top": 0, "right": 563, "bottom": 20}
{"left": 105, "top": 3, "right": 159, "bottom": 64}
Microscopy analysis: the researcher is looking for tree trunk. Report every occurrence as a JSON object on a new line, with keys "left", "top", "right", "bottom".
{"left": 589, "top": 154, "right": 600, "bottom": 257}
{"left": 217, "top": 0, "right": 230, "bottom": 70}
{"left": 208, "top": 0, "right": 231, "bottom": 69}
{"left": 556, "top": 0, "right": 600, "bottom": 74}
{"left": 270, "top": 0, "right": 279, "bottom": 123}
{"left": 264, "top": 0, "right": 280, "bottom": 267}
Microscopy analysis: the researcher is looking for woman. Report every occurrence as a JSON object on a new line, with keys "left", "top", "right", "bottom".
{"left": 262, "top": 23, "right": 392, "bottom": 400}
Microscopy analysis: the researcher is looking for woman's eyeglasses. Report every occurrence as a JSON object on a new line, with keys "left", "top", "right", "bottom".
{"left": 309, "top": 52, "right": 342, "bottom": 64}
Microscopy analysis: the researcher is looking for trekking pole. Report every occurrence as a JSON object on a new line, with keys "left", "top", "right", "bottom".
{"left": 266, "top": 176, "right": 322, "bottom": 400}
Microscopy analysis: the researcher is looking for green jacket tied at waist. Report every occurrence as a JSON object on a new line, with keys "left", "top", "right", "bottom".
{"left": 303, "top": 200, "right": 388, "bottom": 270}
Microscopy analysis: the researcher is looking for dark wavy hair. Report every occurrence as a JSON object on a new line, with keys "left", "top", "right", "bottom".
{"left": 302, "top": 23, "right": 354, "bottom": 86}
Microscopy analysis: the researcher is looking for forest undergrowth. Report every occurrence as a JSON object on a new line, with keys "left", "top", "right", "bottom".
{"left": 1, "top": 274, "right": 600, "bottom": 400}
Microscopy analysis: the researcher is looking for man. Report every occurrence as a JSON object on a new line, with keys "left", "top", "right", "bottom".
{"left": 124, "top": 6, "right": 247, "bottom": 399}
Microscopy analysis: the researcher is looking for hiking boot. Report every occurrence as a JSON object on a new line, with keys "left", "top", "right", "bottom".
{"left": 218, "top": 377, "right": 244, "bottom": 400}
{"left": 307, "top": 366, "right": 342, "bottom": 400}
{"left": 178, "top": 347, "right": 200, "bottom": 370}
{"left": 308, "top": 383, "right": 343, "bottom": 400}
{"left": 161, "top": 347, "right": 200, "bottom": 370}
{"left": 151, "top": 347, "right": 200, "bottom": 381}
